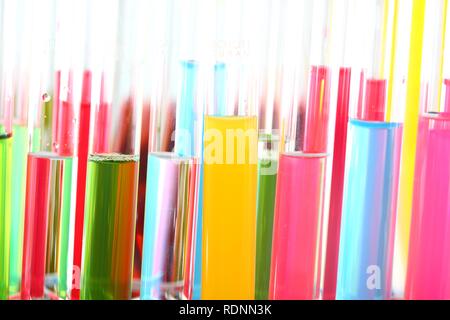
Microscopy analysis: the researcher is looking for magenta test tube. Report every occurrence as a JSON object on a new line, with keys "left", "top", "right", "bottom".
{"left": 269, "top": 0, "right": 334, "bottom": 300}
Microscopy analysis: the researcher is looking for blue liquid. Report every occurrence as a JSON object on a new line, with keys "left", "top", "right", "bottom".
{"left": 174, "top": 60, "right": 204, "bottom": 299}
{"left": 336, "top": 119, "right": 402, "bottom": 300}
{"left": 175, "top": 60, "right": 198, "bottom": 157}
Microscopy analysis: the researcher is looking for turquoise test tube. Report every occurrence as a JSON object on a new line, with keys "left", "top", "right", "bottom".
{"left": 336, "top": 119, "right": 402, "bottom": 299}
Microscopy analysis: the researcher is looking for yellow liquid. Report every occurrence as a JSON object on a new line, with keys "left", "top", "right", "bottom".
{"left": 202, "top": 116, "right": 258, "bottom": 299}
{"left": 393, "top": 0, "right": 426, "bottom": 298}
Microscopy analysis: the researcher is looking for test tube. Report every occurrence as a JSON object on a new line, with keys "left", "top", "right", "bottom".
{"left": 201, "top": 0, "right": 259, "bottom": 299}
{"left": 21, "top": 0, "right": 85, "bottom": 300}
{"left": 0, "top": 0, "right": 16, "bottom": 300}
{"left": 140, "top": 153, "right": 195, "bottom": 299}
{"left": 254, "top": 0, "right": 282, "bottom": 300}
{"left": 336, "top": 0, "right": 409, "bottom": 300}
{"left": 68, "top": 1, "right": 97, "bottom": 300}
{"left": 173, "top": 0, "right": 205, "bottom": 299}
{"left": 323, "top": 0, "right": 352, "bottom": 300}
{"left": 81, "top": 0, "right": 142, "bottom": 300}
{"left": 8, "top": 0, "right": 34, "bottom": 297}
{"left": 269, "top": 0, "right": 333, "bottom": 300}
{"left": 405, "top": 0, "right": 450, "bottom": 300}
{"left": 140, "top": 0, "right": 204, "bottom": 299}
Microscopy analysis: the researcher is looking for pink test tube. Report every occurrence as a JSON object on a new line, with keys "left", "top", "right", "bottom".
{"left": 269, "top": 0, "right": 333, "bottom": 300}
{"left": 405, "top": 112, "right": 450, "bottom": 299}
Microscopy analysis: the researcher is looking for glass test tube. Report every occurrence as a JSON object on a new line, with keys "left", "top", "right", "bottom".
{"left": 8, "top": 0, "right": 34, "bottom": 297}
{"left": 0, "top": 0, "right": 16, "bottom": 300}
{"left": 322, "top": 0, "right": 352, "bottom": 300}
{"left": 140, "top": 0, "right": 205, "bottom": 299}
{"left": 67, "top": 0, "right": 97, "bottom": 300}
{"left": 132, "top": 0, "right": 163, "bottom": 283}
{"left": 336, "top": 0, "right": 409, "bottom": 300}
{"left": 81, "top": 0, "right": 142, "bottom": 300}
{"left": 140, "top": 153, "right": 195, "bottom": 299}
{"left": 174, "top": 0, "right": 207, "bottom": 299}
{"left": 405, "top": 0, "right": 450, "bottom": 300}
{"left": 254, "top": 0, "right": 283, "bottom": 300}
{"left": 21, "top": 0, "right": 84, "bottom": 300}
{"left": 269, "top": 0, "right": 333, "bottom": 300}
{"left": 201, "top": 0, "right": 259, "bottom": 300}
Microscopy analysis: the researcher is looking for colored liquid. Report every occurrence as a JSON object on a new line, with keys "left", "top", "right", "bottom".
{"left": 183, "top": 162, "right": 199, "bottom": 300}
{"left": 9, "top": 125, "right": 28, "bottom": 295}
{"left": 41, "top": 95, "right": 54, "bottom": 152}
{"left": 202, "top": 116, "right": 257, "bottom": 299}
{"left": 72, "top": 71, "right": 92, "bottom": 300}
{"left": 406, "top": 113, "right": 450, "bottom": 300}
{"left": 175, "top": 61, "right": 203, "bottom": 299}
{"left": 323, "top": 67, "right": 351, "bottom": 300}
{"left": 81, "top": 154, "right": 139, "bottom": 300}
{"left": 0, "top": 134, "right": 12, "bottom": 300}
{"left": 303, "top": 65, "right": 331, "bottom": 153}
{"left": 141, "top": 154, "right": 193, "bottom": 300}
{"left": 255, "top": 157, "right": 277, "bottom": 300}
{"left": 21, "top": 152, "right": 74, "bottom": 300}
{"left": 337, "top": 120, "right": 402, "bottom": 300}
{"left": 269, "top": 153, "right": 327, "bottom": 300}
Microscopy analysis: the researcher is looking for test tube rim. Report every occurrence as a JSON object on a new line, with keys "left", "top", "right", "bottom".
{"left": 282, "top": 151, "right": 329, "bottom": 159}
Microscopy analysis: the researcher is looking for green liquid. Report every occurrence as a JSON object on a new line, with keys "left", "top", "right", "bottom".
{"left": 255, "top": 158, "right": 277, "bottom": 300}
{"left": 45, "top": 156, "right": 74, "bottom": 299}
{"left": 82, "top": 154, "right": 139, "bottom": 300}
{"left": 0, "top": 134, "right": 12, "bottom": 300}
{"left": 41, "top": 99, "right": 53, "bottom": 152}
{"left": 9, "top": 125, "right": 28, "bottom": 295}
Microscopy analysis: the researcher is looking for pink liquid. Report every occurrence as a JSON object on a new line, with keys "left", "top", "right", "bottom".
{"left": 405, "top": 112, "right": 450, "bottom": 300}
{"left": 303, "top": 65, "right": 331, "bottom": 153}
{"left": 21, "top": 154, "right": 52, "bottom": 299}
{"left": 72, "top": 71, "right": 92, "bottom": 300}
{"left": 444, "top": 79, "right": 450, "bottom": 113}
{"left": 323, "top": 67, "right": 351, "bottom": 300}
{"left": 269, "top": 153, "right": 327, "bottom": 300}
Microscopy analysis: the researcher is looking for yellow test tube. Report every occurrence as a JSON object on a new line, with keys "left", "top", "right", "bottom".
{"left": 201, "top": 0, "right": 261, "bottom": 300}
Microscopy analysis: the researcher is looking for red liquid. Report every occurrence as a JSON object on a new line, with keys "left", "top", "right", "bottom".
{"left": 54, "top": 71, "right": 75, "bottom": 156}
{"left": 21, "top": 154, "right": 52, "bottom": 299}
{"left": 303, "top": 65, "right": 331, "bottom": 153}
{"left": 93, "top": 75, "right": 111, "bottom": 154}
{"left": 183, "top": 162, "right": 199, "bottom": 300}
{"left": 71, "top": 71, "right": 92, "bottom": 300}
{"left": 134, "top": 103, "right": 151, "bottom": 282}
{"left": 269, "top": 153, "right": 327, "bottom": 300}
{"left": 357, "top": 74, "right": 387, "bottom": 122}
{"left": 323, "top": 67, "right": 351, "bottom": 300}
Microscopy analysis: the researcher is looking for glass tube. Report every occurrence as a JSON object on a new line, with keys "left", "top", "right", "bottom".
{"left": 336, "top": 0, "right": 409, "bottom": 300}
{"left": 405, "top": 0, "right": 450, "bottom": 300}
{"left": 269, "top": 0, "right": 332, "bottom": 300}
{"left": 323, "top": 0, "right": 352, "bottom": 300}
{"left": 254, "top": 0, "right": 282, "bottom": 300}
{"left": 21, "top": 0, "right": 84, "bottom": 300}
{"left": 140, "top": 153, "right": 195, "bottom": 300}
{"left": 68, "top": 1, "right": 98, "bottom": 300}
{"left": 0, "top": 0, "right": 16, "bottom": 300}
{"left": 172, "top": 0, "right": 207, "bottom": 298}
{"left": 8, "top": 0, "right": 33, "bottom": 297}
{"left": 201, "top": 0, "right": 259, "bottom": 299}
{"left": 81, "top": 0, "right": 143, "bottom": 300}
